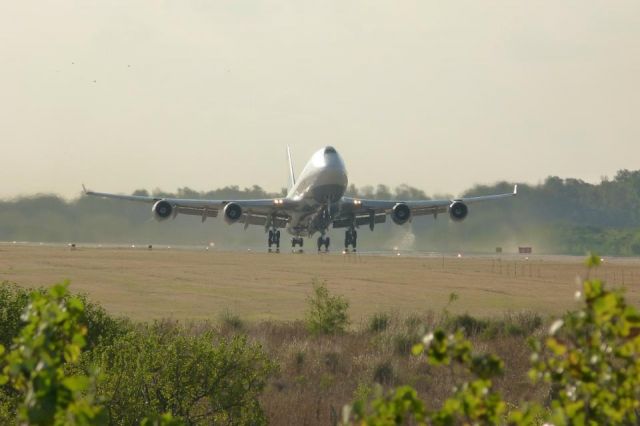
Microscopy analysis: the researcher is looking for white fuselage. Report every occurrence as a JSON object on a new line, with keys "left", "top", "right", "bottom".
{"left": 284, "top": 147, "right": 348, "bottom": 236}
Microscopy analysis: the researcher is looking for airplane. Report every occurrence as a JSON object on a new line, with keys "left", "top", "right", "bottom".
{"left": 84, "top": 146, "right": 517, "bottom": 252}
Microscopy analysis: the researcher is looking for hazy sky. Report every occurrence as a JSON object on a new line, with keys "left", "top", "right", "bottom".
{"left": 1, "top": 1, "right": 639, "bottom": 199}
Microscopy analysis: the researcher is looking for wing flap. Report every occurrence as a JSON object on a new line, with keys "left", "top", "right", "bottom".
{"left": 410, "top": 205, "right": 448, "bottom": 217}
{"left": 333, "top": 213, "right": 386, "bottom": 229}
{"left": 177, "top": 206, "right": 219, "bottom": 217}
{"left": 239, "top": 214, "right": 288, "bottom": 228}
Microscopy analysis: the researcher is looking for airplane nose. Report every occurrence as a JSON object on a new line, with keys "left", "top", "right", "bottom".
{"left": 324, "top": 146, "right": 337, "bottom": 155}
{"left": 323, "top": 146, "right": 342, "bottom": 167}
{"left": 312, "top": 146, "right": 345, "bottom": 169}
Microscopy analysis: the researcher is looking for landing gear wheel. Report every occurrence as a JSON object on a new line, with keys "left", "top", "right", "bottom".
{"left": 268, "top": 229, "right": 281, "bottom": 252}
{"left": 292, "top": 237, "right": 304, "bottom": 253}
{"left": 344, "top": 229, "right": 358, "bottom": 253}
{"left": 317, "top": 236, "right": 330, "bottom": 253}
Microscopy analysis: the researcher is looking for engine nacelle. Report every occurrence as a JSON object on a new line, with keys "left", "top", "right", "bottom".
{"left": 449, "top": 201, "right": 468, "bottom": 222}
{"left": 223, "top": 202, "right": 243, "bottom": 224}
{"left": 391, "top": 203, "right": 411, "bottom": 225}
{"left": 152, "top": 200, "right": 174, "bottom": 221}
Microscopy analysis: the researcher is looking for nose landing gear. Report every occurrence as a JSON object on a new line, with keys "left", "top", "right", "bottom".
{"left": 268, "top": 229, "right": 281, "bottom": 253}
{"left": 344, "top": 228, "right": 357, "bottom": 252}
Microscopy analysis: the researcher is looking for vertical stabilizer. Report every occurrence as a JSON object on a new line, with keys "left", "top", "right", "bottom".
{"left": 287, "top": 146, "right": 296, "bottom": 191}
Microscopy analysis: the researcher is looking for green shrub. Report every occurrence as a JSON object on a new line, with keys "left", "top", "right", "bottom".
{"left": 305, "top": 279, "right": 350, "bottom": 335}
{"left": 372, "top": 361, "right": 394, "bottom": 386}
{"left": 0, "top": 283, "right": 30, "bottom": 349}
{"left": 444, "top": 312, "right": 544, "bottom": 339}
{"left": 502, "top": 312, "right": 543, "bottom": 338}
{"left": 0, "top": 283, "right": 279, "bottom": 426}
{"left": 393, "top": 333, "right": 418, "bottom": 356}
{"left": 444, "top": 313, "right": 488, "bottom": 337}
{"left": 368, "top": 312, "right": 391, "bottom": 333}
{"left": 219, "top": 308, "right": 244, "bottom": 331}
{"left": 91, "top": 322, "right": 276, "bottom": 425}
{"left": 1, "top": 282, "right": 105, "bottom": 425}
{"left": 0, "top": 282, "right": 130, "bottom": 351}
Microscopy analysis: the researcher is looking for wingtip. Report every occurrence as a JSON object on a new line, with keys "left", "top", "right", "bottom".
{"left": 82, "top": 184, "right": 87, "bottom": 194}
{"left": 513, "top": 184, "right": 518, "bottom": 195}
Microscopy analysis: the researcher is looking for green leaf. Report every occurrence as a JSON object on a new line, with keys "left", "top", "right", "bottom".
{"left": 593, "top": 293, "right": 617, "bottom": 313}
{"left": 546, "top": 337, "right": 567, "bottom": 356}
{"left": 411, "top": 343, "right": 424, "bottom": 356}
{"left": 67, "top": 296, "right": 85, "bottom": 312}
{"left": 62, "top": 375, "right": 90, "bottom": 392}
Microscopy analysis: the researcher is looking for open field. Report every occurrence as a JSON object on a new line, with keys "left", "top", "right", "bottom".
{"left": 1, "top": 243, "right": 639, "bottom": 322}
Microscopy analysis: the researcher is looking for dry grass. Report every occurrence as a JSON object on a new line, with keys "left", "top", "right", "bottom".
{"left": 1, "top": 244, "right": 639, "bottom": 322}
{"left": 0, "top": 245, "right": 640, "bottom": 322}
{"left": 2, "top": 244, "right": 639, "bottom": 424}
{"left": 209, "top": 311, "right": 547, "bottom": 425}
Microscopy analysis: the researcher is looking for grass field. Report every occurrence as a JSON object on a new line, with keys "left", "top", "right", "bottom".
{"left": 1, "top": 244, "right": 639, "bottom": 322}
{"left": 2, "top": 243, "right": 640, "bottom": 424}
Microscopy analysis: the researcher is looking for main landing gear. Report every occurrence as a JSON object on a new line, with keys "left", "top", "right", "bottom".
{"left": 344, "top": 229, "right": 357, "bottom": 252}
{"left": 291, "top": 237, "right": 304, "bottom": 253}
{"left": 317, "top": 235, "right": 330, "bottom": 252}
{"left": 268, "top": 229, "right": 281, "bottom": 253}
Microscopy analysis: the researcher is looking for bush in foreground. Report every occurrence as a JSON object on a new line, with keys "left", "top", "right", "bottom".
{"left": 0, "top": 284, "right": 276, "bottom": 426}
{"left": 0, "top": 283, "right": 105, "bottom": 425}
{"left": 346, "top": 254, "right": 640, "bottom": 425}
{"left": 91, "top": 322, "right": 276, "bottom": 425}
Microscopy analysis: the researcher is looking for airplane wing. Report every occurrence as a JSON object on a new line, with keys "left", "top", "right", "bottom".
{"left": 335, "top": 185, "right": 518, "bottom": 228}
{"left": 83, "top": 187, "right": 290, "bottom": 228}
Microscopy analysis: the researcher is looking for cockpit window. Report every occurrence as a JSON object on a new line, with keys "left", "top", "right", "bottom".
{"left": 324, "top": 146, "right": 336, "bottom": 154}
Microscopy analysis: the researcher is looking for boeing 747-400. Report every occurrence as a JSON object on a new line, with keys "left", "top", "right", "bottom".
{"left": 85, "top": 146, "right": 517, "bottom": 252}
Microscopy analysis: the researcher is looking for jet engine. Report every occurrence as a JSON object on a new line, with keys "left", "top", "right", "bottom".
{"left": 152, "top": 200, "right": 174, "bottom": 221}
{"left": 223, "top": 202, "right": 243, "bottom": 224}
{"left": 449, "top": 201, "right": 468, "bottom": 222}
{"left": 391, "top": 203, "right": 411, "bottom": 225}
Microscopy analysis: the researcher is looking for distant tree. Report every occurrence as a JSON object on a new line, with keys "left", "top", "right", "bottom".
{"left": 375, "top": 184, "right": 392, "bottom": 200}
{"left": 395, "top": 184, "right": 428, "bottom": 200}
